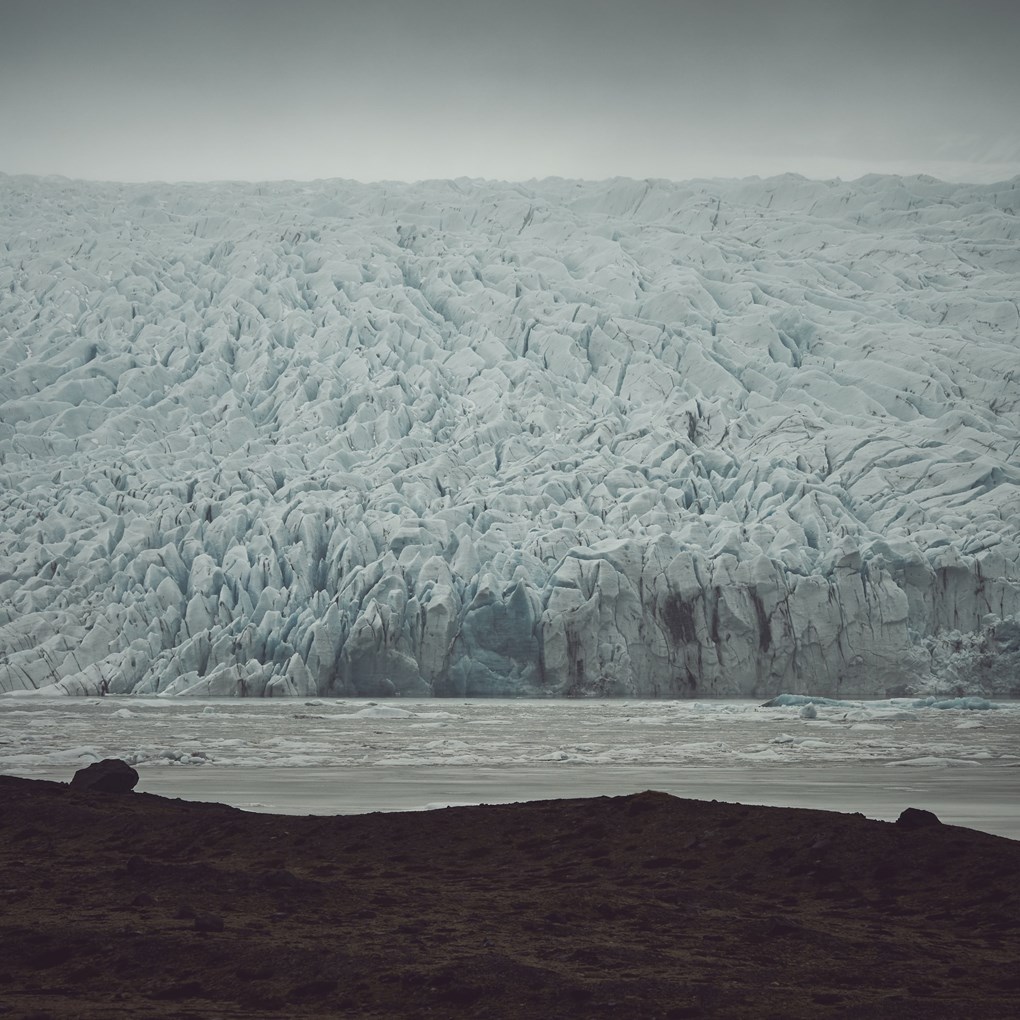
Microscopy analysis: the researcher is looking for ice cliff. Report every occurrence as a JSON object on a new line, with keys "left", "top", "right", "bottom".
{"left": 1, "top": 173, "right": 1018, "bottom": 698}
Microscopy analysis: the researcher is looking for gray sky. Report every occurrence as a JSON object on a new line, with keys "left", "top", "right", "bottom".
{"left": 2, "top": 0, "right": 1018, "bottom": 183}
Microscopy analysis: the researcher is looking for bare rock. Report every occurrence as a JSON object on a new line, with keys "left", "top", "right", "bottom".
{"left": 70, "top": 759, "right": 139, "bottom": 794}
{"left": 895, "top": 807, "right": 942, "bottom": 829}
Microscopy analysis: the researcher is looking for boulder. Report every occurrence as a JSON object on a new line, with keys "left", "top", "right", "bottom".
{"left": 895, "top": 807, "right": 942, "bottom": 829}
{"left": 70, "top": 758, "right": 139, "bottom": 793}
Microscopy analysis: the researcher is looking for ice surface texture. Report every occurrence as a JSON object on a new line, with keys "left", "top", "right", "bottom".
{"left": 1, "top": 173, "right": 1018, "bottom": 697}
{"left": 4, "top": 697, "right": 1019, "bottom": 776}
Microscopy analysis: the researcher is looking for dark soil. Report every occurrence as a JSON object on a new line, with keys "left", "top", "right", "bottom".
{"left": 1, "top": 774, "right": 1018, "bottom": 1018}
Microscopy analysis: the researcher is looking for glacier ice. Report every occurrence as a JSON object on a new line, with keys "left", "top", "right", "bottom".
{"left": 0, "top": 173, "right": 1018, "bottom": 698}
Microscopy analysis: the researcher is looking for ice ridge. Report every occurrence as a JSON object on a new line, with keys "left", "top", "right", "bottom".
{"left": 1, "top": 173, "right": 1018, "bottom": 697}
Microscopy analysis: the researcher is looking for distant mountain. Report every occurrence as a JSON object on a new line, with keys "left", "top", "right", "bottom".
{"left": 1, "top": 174, "right": 1018, "bottom": 697}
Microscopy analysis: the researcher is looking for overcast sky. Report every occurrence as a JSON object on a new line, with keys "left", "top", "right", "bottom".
{"left": 2, "top": 0, "right": 1017, "bottom": 184}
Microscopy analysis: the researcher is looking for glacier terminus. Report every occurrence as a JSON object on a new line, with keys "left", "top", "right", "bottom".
{"left": 1, "top": 173, "right": 1018, "bottom": 699}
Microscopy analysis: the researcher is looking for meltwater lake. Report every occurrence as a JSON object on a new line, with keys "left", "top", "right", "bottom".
{"left": 3, "top": 696, "right": 1018, "bottom": 839}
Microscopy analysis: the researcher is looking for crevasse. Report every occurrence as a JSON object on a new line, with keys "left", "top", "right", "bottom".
{"left": 0, "top": 173, "right": 1017, "bottom": 697}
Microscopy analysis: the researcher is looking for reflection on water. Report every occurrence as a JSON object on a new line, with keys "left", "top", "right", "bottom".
{"left": 123, "top": 763, "right": 1020, "bottom": 841}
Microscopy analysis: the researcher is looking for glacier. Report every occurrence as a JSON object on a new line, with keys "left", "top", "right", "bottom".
{"left": 0, "top": 172, "right": 1018, "bottom": 698}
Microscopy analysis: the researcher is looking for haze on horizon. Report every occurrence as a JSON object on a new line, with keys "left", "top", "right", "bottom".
{"left": 2, "top": 0, "right": 1019, "bottom": 186}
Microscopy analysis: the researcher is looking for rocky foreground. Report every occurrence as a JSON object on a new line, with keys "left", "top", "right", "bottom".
{"left": 1, "top": 773, "right": 1018, "bottom": 1018}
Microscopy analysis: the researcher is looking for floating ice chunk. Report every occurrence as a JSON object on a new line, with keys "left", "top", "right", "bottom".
{"left": 350, "top": 705, "right": 414, "bottom": 719}
{"left": 769, "top": 694, "right": 1004, "bottom": 713}
{"left": 49, "top": 746, "right": 102, "bottom": 763}
{"left": 149, "top": 749, "right": 213, "bottom": 765}
{"left": 762, "top": 695, "right": 862, "bottom": 709}
{"left": 886, "top": 756, "right": 981, "bottom": 767}
{"left": 739, "top": 748, "right": 785, "bottom": 761}
{"left": 675, "top": 741, "right": 733, "bottom": 754}
{"left": 910, "top": 697, "right": 1000, "bottom": 711}
{"left": 1, "top": 686, "right": 68, "bottom": 699}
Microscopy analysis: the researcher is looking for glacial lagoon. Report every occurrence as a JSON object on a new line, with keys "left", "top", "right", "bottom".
{"left": 3, "top": 696, "right": 1018, "bottom": 838}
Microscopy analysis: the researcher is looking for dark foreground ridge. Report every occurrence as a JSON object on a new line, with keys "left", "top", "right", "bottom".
{"left": 1, "top": 774, "right": 1018, "bottom": 1019}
